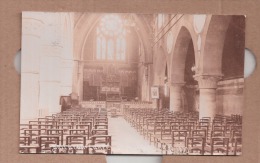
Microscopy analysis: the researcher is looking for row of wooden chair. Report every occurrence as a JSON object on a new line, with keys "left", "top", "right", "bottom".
{"left": 20, "top": 108, "right": 112, "bottom": 154}
{"left": 123, "top": 108, "right": 242, "bottom": 155}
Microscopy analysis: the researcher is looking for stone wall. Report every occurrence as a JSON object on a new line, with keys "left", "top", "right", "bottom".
{"left": 216, "top": 78, "right": 244, "bottom": 116}
{"left": 21, "top": 12, "right": 74, "bottom": 122}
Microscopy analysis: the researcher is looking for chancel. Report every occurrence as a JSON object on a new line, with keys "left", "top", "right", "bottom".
{"left": 20, "top": 12, "right": 244, "bottom": 155}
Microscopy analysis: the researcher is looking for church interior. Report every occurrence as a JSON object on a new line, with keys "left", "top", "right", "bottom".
{"left": 20, "top": 13, "right": 244, "bottom": 155}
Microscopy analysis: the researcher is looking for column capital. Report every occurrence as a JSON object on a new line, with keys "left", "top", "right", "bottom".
{"left": 194, "top": 74, "right": 222, "bottom": 89}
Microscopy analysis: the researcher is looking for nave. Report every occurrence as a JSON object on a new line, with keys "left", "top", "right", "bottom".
{"left": 20, "top": 13, "right": 245, "bottom": 155}
{"left": 19, "top": 107, "right": 242, "bottom": 155}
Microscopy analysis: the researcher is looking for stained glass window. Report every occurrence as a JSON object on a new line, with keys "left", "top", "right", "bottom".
{"left": 96, "top": 14, "right": 126, "bottom": 61}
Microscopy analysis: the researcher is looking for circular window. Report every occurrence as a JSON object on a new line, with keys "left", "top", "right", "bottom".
{"left": 100, "top": 14, "right": 124, "bottom": 37}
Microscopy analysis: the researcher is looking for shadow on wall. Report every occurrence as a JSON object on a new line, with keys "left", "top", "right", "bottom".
{"left": 216, "top": 79, "right": 244, "bottom": 116}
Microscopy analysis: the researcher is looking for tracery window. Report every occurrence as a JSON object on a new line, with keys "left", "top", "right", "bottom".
{"left": 96, "top": 14, "right": 126, "bottom": 61}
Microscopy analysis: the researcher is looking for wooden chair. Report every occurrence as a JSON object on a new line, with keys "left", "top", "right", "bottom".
{"left": 90, "top": 134, "right": 112, "bottom": 154}
{"left": 210, "top": 137, "right": 229, "bottom": 155}
{"left": 191, "top": 129, "right": 207, "bottom": 138}
{"left": 186, "top": 137, "right": 206, "bottom": 155}
{"left": 38, "top": 135, "right": 60, "bottom": 153}
{"left": 19, "top": 136, "right": 31, "bottom": 146}
{"left": 78, "top": 121, "right": 93, "bottom": 131}
{"left": 56, "top": 124, "right": 73, "bottom": 134}
{"left": 211, "top": 129, "right": 226, "bottom": 138}
{"left": 232, "top": 137, "right": 242, "bottom": 155}
{"left": 24, "top": 129, "right": 42, "bottom": 144}
{"left": 230, "top": 130, "right": 242, "bottom": 147}
{"left": 171, "top": 130, "right": 188, "bottom": 148}
{"left": 92, "top": 129, "right": 108, "bottom": 136}
{"left": 200, "top": 117, "right": 211, "bottom": 122}
{"left": 94, "top": 124, "right": 108, "bottom": 129}
{"left": 196, "top": 125, "right": 209, "bottom": 138}
{"left": 47, "top": 129, "right": 64, "bottom": 145}
{"left": 76, "top": 124, "right": 91, "bottom": 139}
{"left": 65, "top": 135, "right": 87, "bottom": 153}
{"left": 69, "top": 129, "right": 88, "bottom": 136}
{"left": 19, "top": 144, "right": 40, "bottom": 153}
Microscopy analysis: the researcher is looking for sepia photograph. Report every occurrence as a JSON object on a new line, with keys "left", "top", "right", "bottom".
{"left": 20, "top": 12, "right": 244, "bottom": 155}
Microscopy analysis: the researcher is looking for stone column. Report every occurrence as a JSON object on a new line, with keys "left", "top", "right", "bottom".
{"left": 60, "top": 13, "right": 74, "bottom": 96}
{"left": 39, "top": 13, "right": 63, "bottom": 116}
{"left": 170, "top": 83, "right": 185, "bottom": 112}
{"left": 20, "top": 13, "right": 43, "bottom": 122}
{"left": 195, "top": 75, "right": 221, "bottom": 120}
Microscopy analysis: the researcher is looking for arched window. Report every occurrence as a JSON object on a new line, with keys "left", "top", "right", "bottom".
{"left": 107, "top": 39, "right": 114, "bottom": 60}
{"left": 96, "top": 14, "right": 126, "bottom": 61}
{"left": 157, "top": 14, "right": 165, "bottom": 29}
{"left": 116, "top": 36, "right": 126, "bottom": 61}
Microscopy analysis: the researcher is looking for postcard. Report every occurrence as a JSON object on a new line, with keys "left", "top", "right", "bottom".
{"left": 20, "top": 12, "right": 244, "bottom": 155}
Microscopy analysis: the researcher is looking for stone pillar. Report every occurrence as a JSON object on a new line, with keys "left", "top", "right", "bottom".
{"left": 20, "top": 13, "right": 43, "bottom": 122}
{"left": 78, "top": 63, "right": 84, "bottom": 102}
{"left": 60, "top": 13, "right": 74, "bottom": 96}
{"left": 195, "top": 75, "right": 221, "bottom": 120}
{"left": 39, "top": 13, "right": 63, "bottom": 116}
{"left": 170, "top": 83, "right": 185, "bottom": 112}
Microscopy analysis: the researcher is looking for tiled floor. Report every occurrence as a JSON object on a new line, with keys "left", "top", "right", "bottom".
{"left": 108, "top": 116, "right": 161, "bottom": 155}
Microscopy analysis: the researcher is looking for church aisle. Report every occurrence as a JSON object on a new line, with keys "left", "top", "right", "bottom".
{"left": 19, "top": 13, "right": 245, "bottom": 156}
{"left": 108, "top": 116, "right": 161, "bottom": 155}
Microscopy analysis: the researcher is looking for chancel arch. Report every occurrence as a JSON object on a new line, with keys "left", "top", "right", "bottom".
{"left": 73, "top": 14, "right": 153, "bottom": 101}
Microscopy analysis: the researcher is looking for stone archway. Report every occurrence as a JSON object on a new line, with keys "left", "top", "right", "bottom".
{"left": 217, "top": 16, "right": 245, "bottom": 116}
{"left": 169, "top": 26, "right": 197, "bottom": 113}
{"left": 72, "top": 14, "right": 153, "bottom": 101}
{"left": 195, "top": 15, "right": 235, "bottom": 119}
{"left": 199, "top": 15, "right": 232, "bottom": 75}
